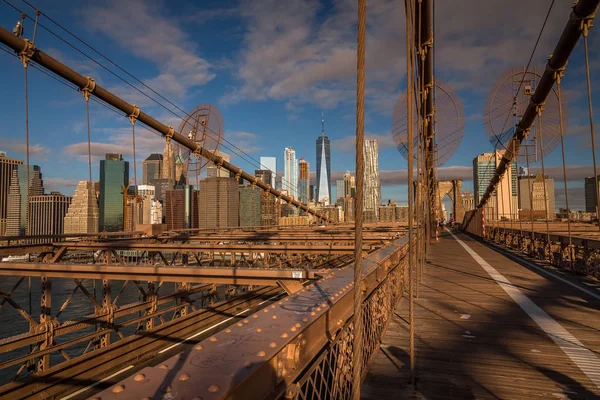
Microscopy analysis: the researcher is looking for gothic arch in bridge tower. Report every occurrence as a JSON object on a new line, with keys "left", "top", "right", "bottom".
{"left": 436, "top": 179, "right": 465, "bottom": 223}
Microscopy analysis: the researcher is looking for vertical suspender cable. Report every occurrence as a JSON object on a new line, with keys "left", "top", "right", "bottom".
{"left": 85, "top": 96, "right": 92, "bottom": 184}
{"left": 524, "top": 132, "right": 535, "bottom": 242}
{"left": 582, "top": 28, "right": 600, "bottom": 232}
{"left": 351, "top": 0, "right": 366, "bottom": 398}
{"left": 405, "top": 0, "right": 416, "bottom": 382}
{"left": 537, "top": 112, "right": 551, "bottom": 254}
{"left": 513, "top": 141, "right": 522, "bottom": 237}
{"left": 556, "top": 81, "right": 574, "bottom": 268}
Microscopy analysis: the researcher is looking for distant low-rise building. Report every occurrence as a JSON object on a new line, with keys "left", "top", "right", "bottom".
{"left": 28, "top": 192, "right": 71, "bottom": 237}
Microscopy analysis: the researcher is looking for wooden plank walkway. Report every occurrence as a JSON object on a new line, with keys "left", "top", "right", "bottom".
{"left": 362, "top": 230, "right": 600, "bottom": 399}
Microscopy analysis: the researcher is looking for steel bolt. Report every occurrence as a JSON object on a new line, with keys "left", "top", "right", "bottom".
{"left": 194, "top": 344, "right": 203, "bottom": 351}
{"left": 134, "top": 373, "right": 145, "bottom": 382}
{"left": 208, "top": 385, "right": 220, "bottom": 393}
{"left": 112, "top": 385, "right": 125, "bottom": 394}
{"left": 179, "top": 373, "right": 191, "bottom": 381}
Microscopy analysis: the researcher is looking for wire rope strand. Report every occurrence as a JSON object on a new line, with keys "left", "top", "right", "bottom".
{"left": 537, "top": 112, "right": 552, "bottom": 258}
{"left": 351, "top": 0, "right": 366, "bottom": 397}
{"left": 556, "top": 82, "right": 573, "bottom": 268}
{"left": 582, "top": 32, "right": 600, "bottom": 232}
{"left": 85, "top": 97, "right": 92, "bottom": 184}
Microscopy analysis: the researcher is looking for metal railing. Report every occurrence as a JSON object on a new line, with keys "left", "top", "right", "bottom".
{"left": 91, "top": 237, "right": 409, "bottom": 400}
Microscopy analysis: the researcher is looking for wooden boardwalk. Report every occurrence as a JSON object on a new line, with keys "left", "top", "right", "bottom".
{"left": 362, "top": 230, "right": 600, "bottom": 399}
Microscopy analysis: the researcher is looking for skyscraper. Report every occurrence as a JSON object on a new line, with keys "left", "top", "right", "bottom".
{"left": 239, "top": 186, "right": 261, "bottom": 227}
{"left": 284, "top": 147, "right": 298, "bottom": 200}
{"left": 584, "top": 176, "right": 599, "bottom": 213}
{"left": 164, "top": 185, "right": 198, "bottom": 230}
{"left": 336, "top": 180, "right": 345, "bottom": 202}
{"left": 316, "top": 113, "right": 331, "bottom": 204}
{"left": 364, "top": 139, "right": 381, "bottom": 219}
{"left": 207, "top": 151, "right": 232, "bottom": 178}
{"left": 0, "top": 152, "right": 24, "bottom": 235}
{"left": 5, "top": 170, "right": 21, "bottom": 236}
{"left": 198, "top": 177, "right": 239, "bottom": 229}
{"left": 175, "top": 154, "right": 188, "bottom": 185}
{"left": 64, "top": 180, "right": 99, "bottom": 234}
{"left": 259, "top": 156, "right": 277, "bottom": 188}
{"left": 343, "top": 171, "right": 355, "bottom": 198}
{"left": 6, "top": 164, "right": 44, "bottom": 236}
{"left": 99, "top": 153, "right": 129, "bottom": 232}
{"left": 142, "top": 154, "right": 163, "bottom": 185}
{"left": 298, "top": 158, "right": 310, "bottom": 205}
{"left": 255, "top": 169, "right": 273, "bottom": 185}
{"left": 473, "top": 151, "right": 518, "bottom": 219}
{"left": 518, "top": 172, "right": 555, "bottom": 219}
{"left": 162, "top": 140, "right": 175, "bottom": 183}
{"left": 28, "top": 192, "right": 71, "bottom": 237}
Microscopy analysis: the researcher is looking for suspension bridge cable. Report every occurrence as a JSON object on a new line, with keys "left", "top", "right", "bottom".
{"left": 2, "top": 1, "right": 304, "bottom": 198}
{"left": 3, "top": 46, "right": 269, "bottom": 195}
{"left": 351, "top": 0, "right": 366, "bottom": 397}
{"left": 405, "top": 0, "right": 416, "bottom": 383}
{"left": 582, "top": 27, "right": 600, "bottom": 232}
{"left": 537, "top": 112, "right": 552, "bottom": 254}
{"left": 491, "top": 0, "right": 556, "bottom": 155}
{"left": 556, "top": 81, "right": 573, "bottom": 269}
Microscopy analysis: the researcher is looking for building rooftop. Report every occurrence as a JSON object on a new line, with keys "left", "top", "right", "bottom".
{"left": 145, "top": 153, "right": 163, "bottom": 161}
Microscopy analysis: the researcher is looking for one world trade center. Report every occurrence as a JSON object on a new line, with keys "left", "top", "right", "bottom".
{"left": 316, "top": 112, "right": 331, "bottom": 205}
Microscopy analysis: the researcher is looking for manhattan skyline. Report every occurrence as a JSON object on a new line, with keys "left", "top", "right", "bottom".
{"left": 0, "top": 0, "right": 598, "bottom": 210}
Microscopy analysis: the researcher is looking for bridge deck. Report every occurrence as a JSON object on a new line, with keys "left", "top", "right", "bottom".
{"left": 362, "top": 231, "right": 600, "bottom": 399}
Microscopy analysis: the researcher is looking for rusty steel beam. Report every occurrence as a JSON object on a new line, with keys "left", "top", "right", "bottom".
{"left": 48, "top": 242, "right": 364, "bottom": 254}
{"left": 0, "top": 27, "right": 330, "bottom": 223}
{"left": 477, "top": 0, "right": 600, "bottom": 209}
{"left": 0, "top": 263, "right": 316, "bottom": 285}
{"left": 92, "top": 238, "right": 409, "bottom": 400}
{"left": 0, "top": 286, "right": 285, "bottom": 400}
{"left": 0, "top": 230, "right": 142, "bottom": 243}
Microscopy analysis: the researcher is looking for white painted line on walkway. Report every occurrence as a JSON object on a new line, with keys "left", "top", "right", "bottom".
{"left": 60, "top": 365, "right": 134, "bottom": 400}
{"left": 447, "top": 230, "right": 600, "bottom": 389}
{"left": 487, "top": 243, "right": 600, "bottom": 301}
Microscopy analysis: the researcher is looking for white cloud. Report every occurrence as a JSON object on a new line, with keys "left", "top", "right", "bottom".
{"left": 0, "top": 139, "right": 50, "bottom": 160}
{"left": 221, "top": 0, "right": 600, "bottom": 117}
{"left": 63, "top": 126, "right": 165, "bottom": 163}
{"left": 225, "top": 131, "right": 263, "bottom": 154}
{"left": 331, "top": 132, "right": 396, "bottom": 153}
{"left": 44, "top": 177, "right": 82, "bottom": 193}
{"left": 82, "top": 0, "right": 215, "bottom": 102}
{"left": 221, "top": 0, "right": 405, "bottom": 111}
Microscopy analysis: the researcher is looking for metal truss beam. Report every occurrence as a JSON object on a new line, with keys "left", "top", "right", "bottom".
{"left": 0, "top": 263, "right": 315, "bottom": 285}
{"left": 92, "top": 237, "right": 409, "bottom": 400}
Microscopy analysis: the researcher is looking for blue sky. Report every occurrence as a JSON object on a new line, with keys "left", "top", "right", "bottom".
{"left": 0, "top": 0, "right": 599, "bottom": 209}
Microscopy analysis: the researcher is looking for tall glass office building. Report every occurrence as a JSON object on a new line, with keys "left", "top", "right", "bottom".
{"left": 259, "top": 156, "right": 276, "bottom": 188}
{"left": 99, "top": 153, "right": 129, "bottom": 232}
{"left": 316, "top": 113, "right": 331, "bottom": 204}
{"left": 283, "top": 148, "right": 298, "bottom": 199}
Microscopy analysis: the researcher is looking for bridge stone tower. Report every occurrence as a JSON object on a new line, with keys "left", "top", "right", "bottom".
{"left": 436, "top": 179, "right": 465, "bottom": 222}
